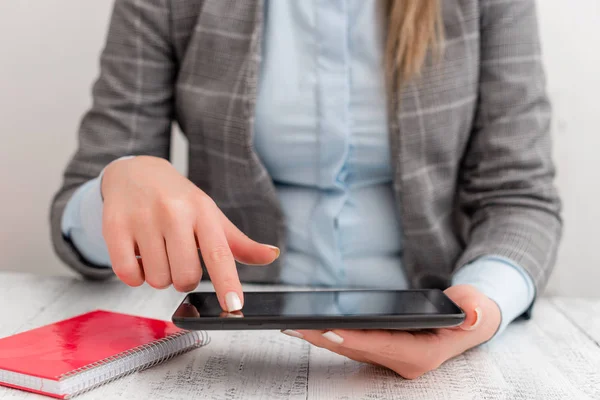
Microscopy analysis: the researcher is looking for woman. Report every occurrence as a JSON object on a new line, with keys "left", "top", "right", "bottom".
{"left": 50, "top": 0, "right": 561, "bottom": 379}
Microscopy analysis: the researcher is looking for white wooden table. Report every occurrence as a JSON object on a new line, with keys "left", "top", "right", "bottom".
{"left": 1, "top": 272, "right": 599, "bottom": 400}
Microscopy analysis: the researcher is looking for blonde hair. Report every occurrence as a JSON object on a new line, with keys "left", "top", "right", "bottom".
{"left": 384, "top": 0, "right": 444, "bottom": 92}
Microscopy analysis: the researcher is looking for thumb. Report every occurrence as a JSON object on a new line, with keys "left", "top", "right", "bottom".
{"left": 218, "top": 211, "right": 281, "bottom": 266}
{"left": 444, "top": 285, "right": 483, "bottom": 331}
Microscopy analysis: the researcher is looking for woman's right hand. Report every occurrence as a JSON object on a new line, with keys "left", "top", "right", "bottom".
{"left": 100, "top": 156, "right": 280, "bottom": 312}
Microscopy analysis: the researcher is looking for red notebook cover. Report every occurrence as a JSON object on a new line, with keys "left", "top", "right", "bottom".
{"left": 0, "top": 310, "right": 203, "bottom": 399}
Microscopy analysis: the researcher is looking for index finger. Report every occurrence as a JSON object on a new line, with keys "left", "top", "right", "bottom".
{"left": 195, "top": 199, "right": 243, "bottom": 312}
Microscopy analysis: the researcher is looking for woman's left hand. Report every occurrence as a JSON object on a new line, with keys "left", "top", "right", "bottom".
{"left": 286, "top": 284, "right": 501, "bottom": 379}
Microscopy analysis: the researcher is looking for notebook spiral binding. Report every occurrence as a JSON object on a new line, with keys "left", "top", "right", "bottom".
{"left": 58, "top": 330, "right": 209, "bottom": 399}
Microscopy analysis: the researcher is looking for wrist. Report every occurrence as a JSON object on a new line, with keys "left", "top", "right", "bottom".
{"left": 100, "top": 156, "right": 137, "bottom": 199}
{"left": 475, "top": 287, "right": 502, "bottom": 343}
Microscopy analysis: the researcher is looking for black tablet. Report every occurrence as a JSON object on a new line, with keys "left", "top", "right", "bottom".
{"left": 172, "top": 289, "right": 465, "bottom": 331}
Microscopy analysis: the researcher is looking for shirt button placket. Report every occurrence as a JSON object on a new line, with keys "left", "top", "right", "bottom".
{"left": 313, "top": 0, "right": 351, "bottom": 284}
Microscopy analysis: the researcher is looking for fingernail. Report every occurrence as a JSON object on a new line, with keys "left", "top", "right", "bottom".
{"left": 225, "top": 292, "right": 242, "bottom": 312}
{"left": 281, "top": 329, "right": 303, "bottom": 339}
{"left": 465, "top": 307, "right": 482, "bottom": 330}
{"left": 264, "top": 244, "right": 280, "bottom": 258}
{"left": 322, "top": 331, "right": 344, "bottom": 344}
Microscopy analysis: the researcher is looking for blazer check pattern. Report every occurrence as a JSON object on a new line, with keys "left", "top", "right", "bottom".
{"left": 50, "top": 0, "right": 562, "bottom": 301}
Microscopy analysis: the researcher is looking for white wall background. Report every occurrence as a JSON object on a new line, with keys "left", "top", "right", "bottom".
{"left": 0, "top": 1, "right": 598, "bottom": 296}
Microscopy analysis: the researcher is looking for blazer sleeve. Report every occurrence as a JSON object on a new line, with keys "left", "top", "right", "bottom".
{"left": 49, "top": 0, "right": 176, "bottom": 279}
{"left": 454, "top": 0, "right": 562, "bottom": 300}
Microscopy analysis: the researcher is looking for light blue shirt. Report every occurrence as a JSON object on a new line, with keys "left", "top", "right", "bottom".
{"left": 62, "top": 0, "right": 534, "bottom": 336}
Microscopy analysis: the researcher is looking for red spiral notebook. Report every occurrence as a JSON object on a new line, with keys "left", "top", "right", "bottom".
{"left": 0, "top": 310, "right": 208, "bottom": 399}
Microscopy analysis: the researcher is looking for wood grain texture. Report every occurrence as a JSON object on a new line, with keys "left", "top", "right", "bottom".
{"left": 551, "top": 297, "right": 600, "bottom": 344}
{"left": 0, "top": 273, "right": 599, "bottom": 400}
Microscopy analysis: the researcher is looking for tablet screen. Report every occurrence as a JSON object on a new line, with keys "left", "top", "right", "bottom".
{"left": 176, "top": 290, "right": 460, "bottom": 319}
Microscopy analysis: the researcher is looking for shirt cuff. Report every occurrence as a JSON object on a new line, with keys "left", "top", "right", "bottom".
{"left": 451, "top": 255, "right": 535, "bottom": 339}
{"left": 61, "top": 156, "right": 135, "bottom": 267}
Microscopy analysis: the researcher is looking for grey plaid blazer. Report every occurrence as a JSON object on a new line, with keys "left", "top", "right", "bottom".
{"left": 50, "top": 0, "right": 562, "bottom": 299}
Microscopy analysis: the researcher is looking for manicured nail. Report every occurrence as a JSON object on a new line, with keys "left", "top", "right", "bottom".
{"left": 264, "top": 245, "right": 280, "bottom": 258}
{"left": 465, "top": 307, "right": 482, "bottom": 330}
{"left": 322, "top": 331, "right": 344, "bottom": 344}
{"left": 225, "top": 292, "right": 242, "bottom": 312}
{"left": 281, "top": 329, "right": 303, "bottom": 339}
